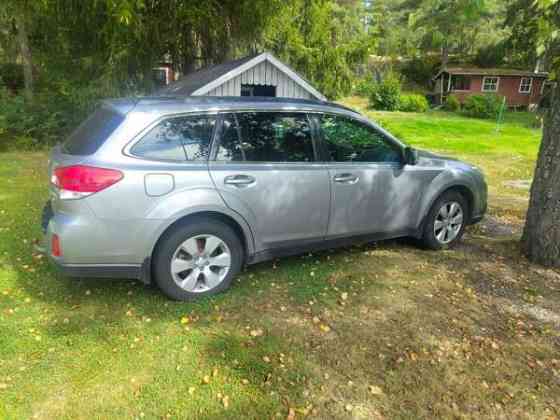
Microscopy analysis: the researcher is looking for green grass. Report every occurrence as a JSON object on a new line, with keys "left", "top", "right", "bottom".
{"left": 1, "top": 105, "right": 559, "bottom": 419}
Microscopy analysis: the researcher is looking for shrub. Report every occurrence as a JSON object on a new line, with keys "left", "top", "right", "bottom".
{"left": 463, "top": 94, "right": 506, "bottom": 119}
{"left": 0, "top": 63, "right": 24, "bottom": 92}
{"left": 398, "top": 94, "right": 429, "bottom": 112}
{"left": 368, "top": 73, "right": 401, "bottom": 111}
{"left": 444, "top": 94, "right": 461, "bottom": 112}
{"left": 353, "top": 76, "right": 376, "bottom": 97}
{"left": 0, "top": 79, "right": 124, "bottom": 151}
{"left": 400, "top": 57, "right": 439, "bottom": 88}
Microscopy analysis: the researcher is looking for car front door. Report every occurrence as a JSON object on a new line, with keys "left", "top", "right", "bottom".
{"left": 209, "top": 111, "right": 330, "bottom": 251}
{"left": 316, "top": 113, "right": 421, "bottom": 238}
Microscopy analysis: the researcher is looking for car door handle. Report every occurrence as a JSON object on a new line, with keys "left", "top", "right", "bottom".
{"left": 224, "top": 174, "right": 256, "bottom": 186}
{"left": 333, "top": 173, "right": 359, "bottom": 184}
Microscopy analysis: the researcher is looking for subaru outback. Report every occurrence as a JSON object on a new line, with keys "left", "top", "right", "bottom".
{"left": 42, "top": 96, "right": 487, "bottom": 300}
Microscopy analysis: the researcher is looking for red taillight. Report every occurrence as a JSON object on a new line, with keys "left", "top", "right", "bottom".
{"left": 53, "top": 165, "right": 123, "bottom": 195}
{"left": 51, "top": 234, "right": 61, "bottom": 257}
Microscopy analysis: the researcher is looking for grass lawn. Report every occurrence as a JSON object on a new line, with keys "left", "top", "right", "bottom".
{"left": 1, "top": 100, "right": 559, "bottom": 419}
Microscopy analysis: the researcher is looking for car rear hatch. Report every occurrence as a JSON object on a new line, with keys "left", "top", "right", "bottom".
{"left": 44, "top": 100, "right": 135, "bottom": 231}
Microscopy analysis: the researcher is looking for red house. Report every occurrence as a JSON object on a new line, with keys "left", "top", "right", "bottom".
{"left": 433, "top": 67, "right": 548, "bottom": 109}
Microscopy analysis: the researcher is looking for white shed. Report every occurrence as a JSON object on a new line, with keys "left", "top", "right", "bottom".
{"left": 158, "top": 52, "right": 326, "bottom": 101}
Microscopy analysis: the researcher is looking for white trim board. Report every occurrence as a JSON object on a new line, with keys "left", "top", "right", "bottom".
{"left": 191, "top": 52, "right": 327, "bottom": 101}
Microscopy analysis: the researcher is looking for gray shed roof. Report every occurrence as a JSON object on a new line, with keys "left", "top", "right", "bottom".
{"left": 157, "top": 52, "right": 326, "bottom": 101}
{"left": 157, "top": 54, "right": 259, "bottom": 96}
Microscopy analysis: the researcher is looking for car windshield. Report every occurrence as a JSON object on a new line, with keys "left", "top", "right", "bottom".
{"left": 62, "top": 107, "right": 125, "bottom": 155}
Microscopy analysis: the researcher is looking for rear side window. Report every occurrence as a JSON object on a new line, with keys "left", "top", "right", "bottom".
{"left": 131, "top": 115, "right": 216, "bottom": 161}
{"left": 216, "top": 112, "right": 315, "bottom": 163}
{"left": 63, "top": 107, "right": 125, "bottom": 155}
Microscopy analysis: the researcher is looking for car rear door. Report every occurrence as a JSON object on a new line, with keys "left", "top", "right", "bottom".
{"left": 208, "top": 111, "right": 330, "bottom": 251}
{"left": 315, "top": 113, "right": 420, "bottom": 238}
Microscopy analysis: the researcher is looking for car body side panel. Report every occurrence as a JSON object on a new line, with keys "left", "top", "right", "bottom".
{"left": 413, "top": 169, "right": 482, "bottom": 230}
{"left": 208, "top": 162, "right": 331, "bottom": 250}
{"left": 142, "top": 189, "right": 256, "bottom": 258}
{"left": 325, "top": 162, "right": 442, "bottom": 237}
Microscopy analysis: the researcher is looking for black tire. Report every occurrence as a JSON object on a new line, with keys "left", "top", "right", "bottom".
{"left": 421, "top": 191, "right": 468, "bottom": 250}
{"left": 153, "top": 218, "right": 243, "bottom": 301}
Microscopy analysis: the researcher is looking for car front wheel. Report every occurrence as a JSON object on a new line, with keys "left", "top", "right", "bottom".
{"left": 421, "top": 191, "right": 468, "bottom": 250}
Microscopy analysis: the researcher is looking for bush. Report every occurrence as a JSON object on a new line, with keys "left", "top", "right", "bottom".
{"left": 353, "top": 76, "right": 376, "bottom": 97}
{"left": 463, "top": 94, "right": 506, "bottom": 119}
{"left": 368, "top": 73, "right": 401, "bottom": 111}
{"left": 400, "top": 57, "right": 439, "bottom": 88}
{"left": 444, "top": 94, "right": 461, "bottom": 112}
{"left": 0, "top": 78, "right": 125, "bottom": 151}
{"left": 0, "top": 63, "right": 24, "bottom": 92}
{"left": 0, "top": 91, "right": 66, "bottom": 150}
{"left": 398, "top": 94, "right": 429, "bottom": 112}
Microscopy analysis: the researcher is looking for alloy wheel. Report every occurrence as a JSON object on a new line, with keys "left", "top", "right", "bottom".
{"left": 434, "top": 201, "right": 464, "bottom": 244}
{"left": 170, "top": 234, "right": 232, "bottom": 293}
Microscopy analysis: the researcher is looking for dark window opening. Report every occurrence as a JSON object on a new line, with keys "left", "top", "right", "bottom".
{"left": 131, "top": 115, "right": 216, "bottom": 162}
{"left": 152, "top": 69, "right": 168, "bottom": 87}
{"left": 62, "top": 107, "right": 125, "bottom": 156}
{"left": 451, "top": 75, "right": 471, "bottom": 91}
{"left": 241, "top": 84, "right": 276, "bottom": 97}
{"left": 216, "top": 112, "right": 314, "bottom": 163}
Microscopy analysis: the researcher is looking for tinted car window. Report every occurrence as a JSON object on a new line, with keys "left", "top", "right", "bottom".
{"left": 62, "top": 107, "right": 125, "bottom": 155}
{"left": 132, "top": 115, "right": 216, "bottom": 161}
{"left": 216, "top": 115, "right": 245, "bottom": 161}
{"left": 217, "top": 112, "right": 315, "bottom": 163}
{"left": 319, "top": 114, "right": 402, "bottom": 163}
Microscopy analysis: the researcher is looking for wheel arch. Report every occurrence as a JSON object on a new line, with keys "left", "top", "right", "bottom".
{"left": 148, "top": 209, "right": 254, "bottom": 272}
{"left": 416, "top": 183, "right": 476, "bottom": 237}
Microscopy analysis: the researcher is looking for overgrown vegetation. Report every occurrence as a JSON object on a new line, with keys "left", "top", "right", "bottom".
{"left": 398, "top": 93, "right": 429, "bottom": 113}
{"left": 0, "top": 83, "right": 117, "bottom": 151}
{"left": 463, "top": 94, "right": 506, "bottom": 119}
{"left": 364, "top": 76, "right": 429, "bottom": 113}
{"left": 367, "top": 73, "right": 402, "bottom": 111}
{"left": 444, "top": 94, "right": 462, "bottom": 112}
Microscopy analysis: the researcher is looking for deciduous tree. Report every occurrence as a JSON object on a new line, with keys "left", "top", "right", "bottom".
{"left": 520, "top": 0, "right": 560, "bottom": 267}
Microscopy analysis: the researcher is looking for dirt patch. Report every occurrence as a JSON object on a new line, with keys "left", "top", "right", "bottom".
{"left": 502, "top": 179, "right": 532, "bottom": 190}
{"left": 476, "top": 215, "right": 520, "bottom": 237}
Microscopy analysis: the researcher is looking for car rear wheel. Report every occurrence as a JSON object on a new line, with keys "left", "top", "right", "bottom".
{"left": 421, "top": 191, "right": 468, "bottom": 250}
{"left": 153, "top": 218, "right": 243, "bottom": 300}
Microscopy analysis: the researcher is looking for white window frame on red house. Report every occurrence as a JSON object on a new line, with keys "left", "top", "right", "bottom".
{"left": 481, "top": 76, "right": 499, "bottom": 92}
{"left": 519, "top": 77, "right": 533, "bottom": 94}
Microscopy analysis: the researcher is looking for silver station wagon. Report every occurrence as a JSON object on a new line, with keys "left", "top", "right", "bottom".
{"left": 43, "top": 96, "right": 487, "bottom": 300}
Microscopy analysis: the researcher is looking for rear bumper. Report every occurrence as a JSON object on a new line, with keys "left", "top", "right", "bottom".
{"left": 49, "top": 257, "right": 142, "bottom": 279}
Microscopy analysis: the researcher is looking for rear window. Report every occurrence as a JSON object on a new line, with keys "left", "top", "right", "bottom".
{"left": 62, "top": 107, "right": 125, "bottom": 155}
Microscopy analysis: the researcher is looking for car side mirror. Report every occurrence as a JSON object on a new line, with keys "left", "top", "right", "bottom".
{"left": 404, "top": 147, "right": 419, "bottom": 165}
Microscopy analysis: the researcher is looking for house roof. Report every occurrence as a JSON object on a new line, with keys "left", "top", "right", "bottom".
{"left": 434, "top": 67, "right": 548, "bottom": 79}
{"left": 157, "top": 52, "right": 326, "bottom": 100}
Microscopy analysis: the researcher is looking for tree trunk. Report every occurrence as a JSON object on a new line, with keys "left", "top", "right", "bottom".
{"left": 441, "top": 41, "right": 449, "bottom": 68}
{"left": 522, "top": 83, "right": 560, "bottom": 267}
{"left": 14, "top": 12, "right": 33, "bottom": 102}
{"left": 179, "top": 24, "right": 197, "bottom": 74}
